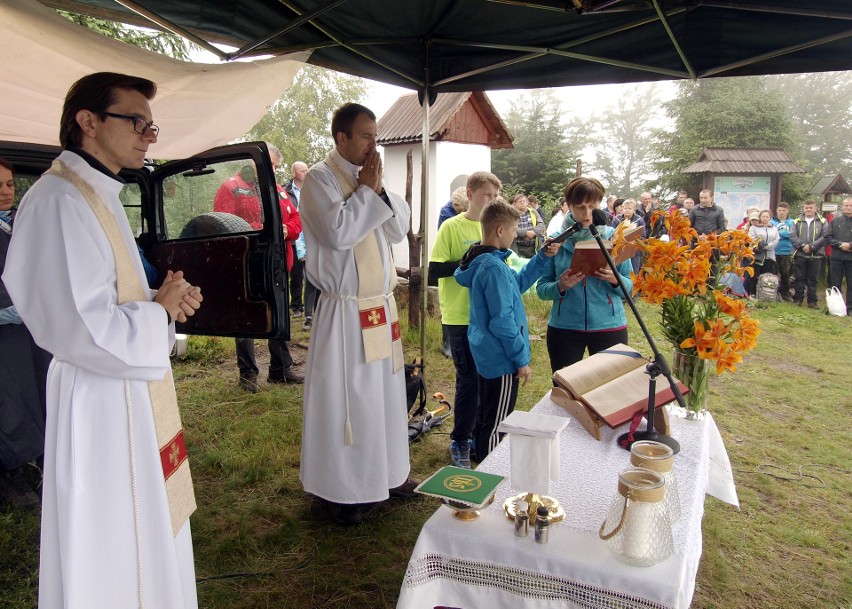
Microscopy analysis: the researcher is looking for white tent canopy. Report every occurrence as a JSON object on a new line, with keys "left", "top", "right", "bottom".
{"left": 1, "top": 0, "right": 308, "bottom": 159}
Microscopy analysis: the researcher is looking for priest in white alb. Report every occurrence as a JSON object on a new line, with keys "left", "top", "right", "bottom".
{"left": 299, "top": 102, "right": 417, "bottom": 525}
{"left": 3, "top": 72, "right": 202, "bottom": 609}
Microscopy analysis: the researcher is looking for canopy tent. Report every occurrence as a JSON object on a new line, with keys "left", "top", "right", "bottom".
{"left": 11, "top": 0, "right": 852, "bottom": 362}
{"left": 1, "top": 0, "right": 308, "bottom": 159}
{"left": 30, "top": 0, "right": 852, "bottom": 91}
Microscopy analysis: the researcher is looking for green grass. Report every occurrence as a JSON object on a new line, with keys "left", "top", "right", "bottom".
{"left": 2, "top": 296, "right": 851, "bottom": 608}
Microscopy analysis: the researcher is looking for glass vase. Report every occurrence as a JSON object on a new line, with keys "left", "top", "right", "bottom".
{"left": 672, "top": 350, "right": 711, "bottom": 420}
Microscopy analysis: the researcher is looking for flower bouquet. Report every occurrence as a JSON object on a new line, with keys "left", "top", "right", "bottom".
{"left": 613, "top": 210, "right": 761, "bottom": 417}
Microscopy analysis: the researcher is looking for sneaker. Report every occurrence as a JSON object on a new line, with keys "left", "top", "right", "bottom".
{"left": 449, "top": 439, "right": 472, "bottom": 469}
{"left": 238, "top": 375, "right": 259, "bottom": 393}
{"left": 302, "top": 316, "right": 313, "bottom": 331}
{"left": 292, "top": 307, "right": 304, "bottom": 318}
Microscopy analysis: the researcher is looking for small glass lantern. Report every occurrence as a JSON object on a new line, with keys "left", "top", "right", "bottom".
{"left": 630, "top": 440, "right": 680, "bottom": 522}
{"left": 599, "top": 468, "right": 673, "bottom": 567}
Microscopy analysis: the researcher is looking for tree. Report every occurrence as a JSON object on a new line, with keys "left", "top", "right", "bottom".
{"left": 491, "top": 90, "right": 582, "bottom": 208}
{"left": 654, "top": 77, "right": 796, "bottom": 197}
{"left": 764, "top": 72, "right": 852, "bottom": 179}
{"left": 588, "top": 86, "right": 659, "bottom": 198}
{"left": 59, "top": 11, "right": 195, "bottom": 60}
{"left": 244, "top": 65, "right": 367, "bottom": 176}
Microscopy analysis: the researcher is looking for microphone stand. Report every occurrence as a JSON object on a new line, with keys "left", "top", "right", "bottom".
{"left": 587, "top": 223, "right": 682, "bottom": 454}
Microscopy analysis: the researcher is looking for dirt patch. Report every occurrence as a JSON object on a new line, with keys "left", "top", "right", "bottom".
{"left": 214, "top": 332, "right": 310, "bottom": 381}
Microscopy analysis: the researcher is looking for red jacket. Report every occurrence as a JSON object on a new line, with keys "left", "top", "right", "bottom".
{"left": 213, "top": 172, "right": 301, "bottom": 271}
{"left": 214, "top": 172, "right": 263, "bottom": 228}
{"left": 277, "top": 184, "right": 301, "bottom": 272}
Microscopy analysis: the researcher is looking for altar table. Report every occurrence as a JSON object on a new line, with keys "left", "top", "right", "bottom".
{"left": 397, "top": 392, "right": 738, "bottom": 609}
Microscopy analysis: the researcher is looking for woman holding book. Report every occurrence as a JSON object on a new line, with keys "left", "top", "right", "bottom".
{"left": 536, "top": 177, "right": 633, "bottom": 372}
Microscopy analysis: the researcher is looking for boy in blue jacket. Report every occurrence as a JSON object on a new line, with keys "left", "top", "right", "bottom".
{"left": 454, "top": 200, "right": 558, "bottom": 462}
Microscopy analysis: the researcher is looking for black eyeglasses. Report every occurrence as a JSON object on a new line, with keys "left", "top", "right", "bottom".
{"left": 100, "top": 111, "right": 159, "bottom": 137}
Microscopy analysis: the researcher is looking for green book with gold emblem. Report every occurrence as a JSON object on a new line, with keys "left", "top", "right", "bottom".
{"left": 415, "top": 466, "right": 505, "bottom": 508}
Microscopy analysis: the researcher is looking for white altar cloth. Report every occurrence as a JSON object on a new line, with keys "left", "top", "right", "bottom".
{"left": 397, "top": 391, "right": 738, "bottom": 609}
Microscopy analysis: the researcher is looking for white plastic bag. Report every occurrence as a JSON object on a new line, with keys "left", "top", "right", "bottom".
{"left": 825, "top": 286, "right": 847, "bottom": 317}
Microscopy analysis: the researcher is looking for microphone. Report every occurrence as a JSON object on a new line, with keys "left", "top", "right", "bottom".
{"left": 544, "top": 221, "right": 584, "bottom": 246}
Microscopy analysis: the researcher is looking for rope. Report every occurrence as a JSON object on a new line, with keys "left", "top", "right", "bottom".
{"left": 319, "top": 288, "right": 396, "bottom": 446}
{"left": 599, "top": 495, "right": 629, "bottom": 540}
{"left": 125, "top": 380, "right": 145, "bottom": 609}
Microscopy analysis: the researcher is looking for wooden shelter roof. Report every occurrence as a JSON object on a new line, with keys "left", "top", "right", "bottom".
{"left": 681, "top": 148, "right": 805, "bottom": 174}
{"left": 377, "top": 91, "right": 513, "bottom": 149}
{"left": 809, "top": 173, "right": 851, "bottom": 196}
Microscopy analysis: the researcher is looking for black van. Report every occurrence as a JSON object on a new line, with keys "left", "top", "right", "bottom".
{"left": 1, "top": 141, "right": 289, "bottom": 340}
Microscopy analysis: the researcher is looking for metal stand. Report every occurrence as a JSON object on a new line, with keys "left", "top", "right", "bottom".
{"left": 587, "top": 224, "right": 684, "bottom": 454}
{"left": 616, "top": 361, "right": 680, "bottom": 453}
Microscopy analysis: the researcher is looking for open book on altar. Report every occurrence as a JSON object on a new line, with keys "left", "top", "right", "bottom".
{"left": 568, "top": 222, "right": 642, "bottom": 276}
{"left": 551, "top": 344, "right": 686, "bottom": 437}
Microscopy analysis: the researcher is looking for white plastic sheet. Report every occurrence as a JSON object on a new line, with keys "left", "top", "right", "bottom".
{"left": 1, "top": 0, "right": 309, "bottom": 159}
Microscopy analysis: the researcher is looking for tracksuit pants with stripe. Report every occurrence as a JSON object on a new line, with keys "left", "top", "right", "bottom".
{"left": 475, "top": 373, "right": 519, "bottom": 462}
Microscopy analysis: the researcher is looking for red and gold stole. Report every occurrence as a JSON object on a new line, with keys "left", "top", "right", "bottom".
{"left": 47, "top": 160, "right": 196, "bottom": 537}
{"left": 323, "top": 152, "right": 404, "bottom": 374}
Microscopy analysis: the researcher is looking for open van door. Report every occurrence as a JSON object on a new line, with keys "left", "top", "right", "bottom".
{"left": 134, "top": 142, "right": 289, "bottom": 340}
{"left": 0, "top": 140, "right": 288, "bottom": 340}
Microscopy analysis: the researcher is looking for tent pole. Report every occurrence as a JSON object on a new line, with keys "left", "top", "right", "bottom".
{"left": 419, "top": 86, "right": 431, "bottom": 369}
{"left": 650, "top": 0, "right": 696, "bottom": 79}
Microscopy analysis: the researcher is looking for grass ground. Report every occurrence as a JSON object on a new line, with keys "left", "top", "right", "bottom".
{"left": 2, "top": 295, "right": 850, "bottom": 608}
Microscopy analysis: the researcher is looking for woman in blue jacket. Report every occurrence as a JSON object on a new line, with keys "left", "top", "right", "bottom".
{"left": 536, "top": 177, "right": 633, "bottom": 372}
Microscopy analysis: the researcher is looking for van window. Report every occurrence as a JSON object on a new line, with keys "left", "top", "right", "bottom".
{"left": 161, "top": 159, "right": 264, "bottom": 240}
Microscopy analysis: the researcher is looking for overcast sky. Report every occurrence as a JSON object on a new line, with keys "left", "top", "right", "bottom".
{"left": 191, "top": 43, "right": 676, "bottom": 129}
{"left": 365, "top": 79, "right": 677, "bottom": 124}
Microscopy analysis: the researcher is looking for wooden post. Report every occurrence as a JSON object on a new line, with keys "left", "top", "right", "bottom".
{"left": 575, "top": 159, "right": 582, "bottom": 177}
{"left": 404, "top": 149, "right": 422, "bottom": 327}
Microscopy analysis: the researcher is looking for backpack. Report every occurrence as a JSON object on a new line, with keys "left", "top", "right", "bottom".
{"left": 404, "top": 361, "right": 427, "bottom": 421}
{"left": 756, "top": 273, "right": 780, "bottom": 302}
{"left": 404, "top": 360, "right": 453, "bottom": 442}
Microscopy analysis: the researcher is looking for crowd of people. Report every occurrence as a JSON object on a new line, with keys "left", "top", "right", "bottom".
{"left": 2, "top": 69, "right": 851, "bottom": 607}
{"left": 430, "top": 179, "right": 852, "bottom": 473}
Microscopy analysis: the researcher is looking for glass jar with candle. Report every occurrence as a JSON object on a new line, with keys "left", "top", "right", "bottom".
{"left": 599, "top": 468, "right": 673, "bottom": 567}
{"left": 630, "top": 440, "right": 680, "bottom": 522}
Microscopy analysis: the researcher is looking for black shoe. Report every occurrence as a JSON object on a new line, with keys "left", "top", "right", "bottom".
{"left": 238, "top": 375, "right": 259, "bottom": 393}
{"left": 292, "top": 307, "right": 304, "bottom": 318}
{"left": 0, "top": 470, "right": 40, "bottom": 508}
{"left": 389, "top": 477, "right": 421, "bottom": 500}
{"left": 268, "top": 367, "right": 304, "bottom": 385}
{"left": 322, "top": 499, "right": 363, "bottom": 526}
{"left": 302, "top": 316, "right": 313, "bottom": 331}
{"left": 807, "top": 302, "right": 819, "bottom": 310}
